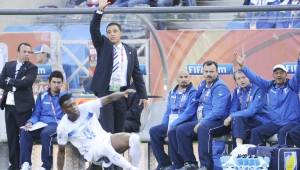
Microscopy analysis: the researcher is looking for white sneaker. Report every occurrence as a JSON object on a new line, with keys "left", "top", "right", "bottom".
{"left": 38, "top": 167, "right": 46, "bottom": 170}
{"left": 20, "top": 162, "right": 31, "bottom": 170}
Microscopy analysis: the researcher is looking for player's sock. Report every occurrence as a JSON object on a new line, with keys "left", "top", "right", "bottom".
{"left": 129, "top": 133, "right": 141, "bottom": 167}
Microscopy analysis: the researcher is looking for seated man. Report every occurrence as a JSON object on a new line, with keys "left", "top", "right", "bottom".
{"left": 275, "top": 62, "right": 300, "bottom": 147}
{"left": 57, "top": 89, "right": 141, "bottom": 170}
{"left": 236, "top": 53, "right": 300, "bottom": 146}
{"left": 20, "top": 71, "right": 65, "bottom": 170}
{"left": 176, "top": 60, "right": 231, "bottom": 170}
{"left": 280, "top": 123, "right": 300, "bottom": 147}
{"left": 149, "top": 71, "right": 196, "bottom": 170}
{"left": 224, "top": 70, "right": 269, "bottom": 147}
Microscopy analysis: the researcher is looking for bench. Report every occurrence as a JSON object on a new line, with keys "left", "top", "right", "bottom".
{"left": 32, "top": 141, "right": 85, "bottom": 170}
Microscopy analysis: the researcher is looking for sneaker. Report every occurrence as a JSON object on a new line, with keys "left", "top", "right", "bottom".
{"left": 20, "top": 162, "right": 31, "bottom": 170}
{"left": 39, "top": 167, "right": 46, "bottom": 170}
{"left": 182, "top": 162, "right": 198, "bottom": 170}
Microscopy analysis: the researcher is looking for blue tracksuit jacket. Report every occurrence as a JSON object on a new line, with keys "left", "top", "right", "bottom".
{"left": 241, "top": 60, "right": 300, "bottom": 125}
{"left": 172, "top": 78, "right": 231, "bottom": 126}
{"left": 230, "top": 84, "right": 270, "bottom": 123}
{"left": 162, "top": 83, "right": 196, "bottom": 127}
{"left": 28, "top": 90, "right": 64, "bottom": 124}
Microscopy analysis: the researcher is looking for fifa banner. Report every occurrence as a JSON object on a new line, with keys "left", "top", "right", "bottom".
{"left": 0, "top": 32, "right": 63, "bottom": 95}
{"left": 150, "top": 29, "right": 300, "bottom": 96}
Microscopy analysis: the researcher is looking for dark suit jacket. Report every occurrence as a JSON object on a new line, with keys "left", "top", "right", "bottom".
{"left": 90, "top": 12, "right": 147, "bottom": 99}
{"left": 0, "top": 61, "right": 38, "bottom": 113}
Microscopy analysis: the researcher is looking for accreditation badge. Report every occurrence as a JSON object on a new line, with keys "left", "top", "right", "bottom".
{"left": 109, "top": 77, "right": 122, "bottom": 92}
{"left": 168, "top": 114, "right": 179, "bottom": 131}
{"left": 6, "top": 91, "right": 15, "bottom": 105}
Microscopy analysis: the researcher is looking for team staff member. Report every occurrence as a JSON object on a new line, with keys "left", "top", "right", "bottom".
{"left": 20, "top": 71, "right": 65, "bottom": 170}
{"left": 0, "top": 42, "right": 38, "bottom": 170}
{"left": 236, "top": 53, "right": 300, "bottom": 146}
{"left": 150, "top": 71, "right": 196, "bottom": 170}
{"left": 224, "top": 70, "right": 268, "bottom": 146}
{"left": 90, "top": 0, "right": 147, "bottom": 133}
{"left": 176, "top": 60, "right": 231, "bottom": 170}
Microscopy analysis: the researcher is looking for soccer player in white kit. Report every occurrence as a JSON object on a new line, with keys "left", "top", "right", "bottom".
{"left": 56, "top": 89, "right": 141, "bottom": 170}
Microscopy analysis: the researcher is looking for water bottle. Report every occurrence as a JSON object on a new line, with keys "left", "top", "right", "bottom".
{"left": 238, "top": 155, "right": 243, "bottom": 169}
{"left": 248, "top": 156, "right": 255, "bottom": 169}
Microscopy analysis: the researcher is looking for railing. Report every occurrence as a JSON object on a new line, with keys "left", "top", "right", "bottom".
{"left": 0, "top": 5, "right": 300, "bottom": 15}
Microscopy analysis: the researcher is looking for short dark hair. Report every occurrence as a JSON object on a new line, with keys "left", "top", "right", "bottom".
{"left": 233, "top": 70, "right": 243, "bottom": 81}
{"left": 203, "top": 60, "right": 218, "bottom": 70}
{"left": 59, "top": 93, "right": 72, "bottom": 106}
{"left": 106, "top": 22, "right": 122, "bottom": 32}
{"left": 49, "top": 70, "right": 64, "bottom": 82}
{"left": 17, "top": 42, "right": 31, "bottom": 52}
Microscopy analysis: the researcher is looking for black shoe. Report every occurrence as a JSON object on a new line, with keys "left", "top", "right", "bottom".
{"left": 182, "top": 162, "right": 198, "bottom": 170}
{"left": 7, "top": 166, "right": 17, "bottom": 170}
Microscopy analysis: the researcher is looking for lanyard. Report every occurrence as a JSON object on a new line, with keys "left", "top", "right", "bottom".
{"left": 239, "top": 87, "right": 252, "bottom": 108}
{"left": 245, "top": 88, "right": 252, "bottom": 108}
{"left": 174, "top": 90, "right": 186, "bottom": 110}
{"left": 49, "top": 96, "right": 58, "bottom": 123}
{"left": 200, "top": 83, "right": 213, "bottom": 103}
{"left": 120, "top": 47, "right": 124, "bottom": 73}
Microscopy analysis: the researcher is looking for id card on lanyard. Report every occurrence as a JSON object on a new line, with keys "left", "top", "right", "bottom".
{"left": 239, "top": 88, "right": 252, "bottom": 108}
{"left": 168, "top": 114, "right": 179, "bottom": 131}
{"left": 109, "top": 77, "right": 122, "bottom": 92}
{"left": 197, "top": 88, "right": 210, "bottom": 120}
{"left": 197, "top": 104, "right": 203, "bottom": 121}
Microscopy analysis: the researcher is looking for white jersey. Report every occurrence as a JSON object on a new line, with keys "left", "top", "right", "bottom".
{"left": 57, "top": 98, "right": 111, "bottom": 161}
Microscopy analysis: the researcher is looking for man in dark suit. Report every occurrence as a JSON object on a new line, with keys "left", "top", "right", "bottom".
{"left": 0, "top": 42, "right": 38, "bottom": 170}
{"left": 90, "top": 0, "right": 147, "bottom": 133}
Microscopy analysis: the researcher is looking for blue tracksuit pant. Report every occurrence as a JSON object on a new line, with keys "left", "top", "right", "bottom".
{"left": 176, "top": 121, "right": 198, "bottom": 165}
{"left": 168, "top": 127, "right": 184, "bottom": 169}
{"left": 150, "top": 123, "right": 185, "bottom": 169}
{"left": 250, "top": 122, "right": 282, "bottom": 146}
{"left": 177, "top": 120, "right": 229, "bottom": 169}
{"left": 20, "top": 123, "right": 57, "bottom": 170}
{"left": 278, "top": 122, "right": 300, "bottom": 147}
{"left": 232, "top": 117, "right": 262, "bottom": 143}
{"left": 150, "top": 124, "right": 172, "bottom": 169}
{"left": 197, "top": 120, "right": 228, "bottom": 169}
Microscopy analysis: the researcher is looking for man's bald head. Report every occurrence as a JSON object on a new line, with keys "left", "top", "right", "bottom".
{"left": 176, "top": 71, "right": 191, "bottom": 89}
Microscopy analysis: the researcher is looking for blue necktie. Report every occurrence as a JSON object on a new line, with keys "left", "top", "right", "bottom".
{"left": 112, "top": 46, "right": 119, "bottom": 73}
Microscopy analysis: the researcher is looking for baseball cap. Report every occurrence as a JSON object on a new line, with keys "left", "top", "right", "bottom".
{"left": 34, "top": 44, "right": 51, "bottom": 54}
{"left": 272, "top": 64, "right": 287, "bottom": 72}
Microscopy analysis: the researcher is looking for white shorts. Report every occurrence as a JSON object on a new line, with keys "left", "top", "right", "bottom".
{"left": 83, "top": 134, "right": 112, "bottom": 162}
